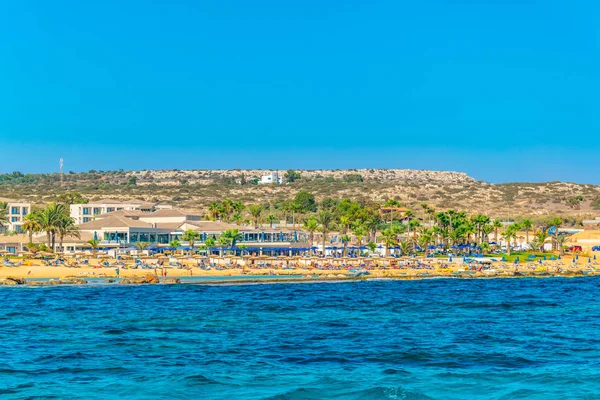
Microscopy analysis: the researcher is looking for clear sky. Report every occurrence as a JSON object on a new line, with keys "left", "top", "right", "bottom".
{"left": 1, "top": 1, "right": 599, "bottom": 183}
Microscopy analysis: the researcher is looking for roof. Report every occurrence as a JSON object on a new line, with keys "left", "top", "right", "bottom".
{"left": 93, "top": 209, "right": 143, "bottom": 219}
{"left": 184, "top": 221, "right": 246, "bottom": 232}
{"left": 144, "top": 209, "right": 190, "bottom": 217}
{"left": 78, "top": 215, "right": 152, "bottom": 230}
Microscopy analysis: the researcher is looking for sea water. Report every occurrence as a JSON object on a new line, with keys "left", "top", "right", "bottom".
{"left": 1, "top": 278, "right": 599, "bottom": 399}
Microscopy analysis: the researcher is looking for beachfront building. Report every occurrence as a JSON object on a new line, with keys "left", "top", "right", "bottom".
{"left": 259, "top": 172, "right": 282, "bottom": 185}
{"left": 1, "top": 205, "right": 308, "bottom": 255}
{"left": 70, "top": 200, "right": 172, "bottom": 224}
{"left": 2, "top": 202, "right": 31, "bottom": 234}
{"left": 65, "top": 208, "right": 308, "bottom": 253}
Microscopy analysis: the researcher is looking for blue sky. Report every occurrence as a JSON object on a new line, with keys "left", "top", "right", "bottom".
{"left": 1, "top": 1, "right": 599, "bottom": 183}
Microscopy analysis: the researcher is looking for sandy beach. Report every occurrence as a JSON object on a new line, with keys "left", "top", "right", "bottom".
{"left": 1, "top": 255, "right": 599, "bottom": 282}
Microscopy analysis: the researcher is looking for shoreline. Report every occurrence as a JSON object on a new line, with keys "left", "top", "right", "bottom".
{"left": 1, "top": 273, "right": 598, "bottom": 288}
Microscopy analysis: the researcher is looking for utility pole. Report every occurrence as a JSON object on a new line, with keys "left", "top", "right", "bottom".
{"left": 60, "top": 158, "right": 64, "bottom": 186}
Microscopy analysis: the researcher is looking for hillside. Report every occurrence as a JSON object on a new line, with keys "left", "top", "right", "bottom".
{"left": 1, "top": 169, "right": 600, "bottom": 220}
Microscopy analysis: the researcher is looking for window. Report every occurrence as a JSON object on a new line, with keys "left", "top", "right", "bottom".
{"left": 93, "top": 208, "right": 101, "bottom": 215}
{"left": 11, "top": 217, "right": 18, "bottom": 222}
{"left": 107, "top": 207, "right": 114, "bottom": 213}
{"left": 83, "top": 208, "right": 90, "bottom": 215}
{"left": 83, "top": 217, "right": 89, "bottom": 223}
{"left": 11, "top": 207, "right": 19, "bottom": 214}
{"left": 22, "top": 208, "right": 28, "bottom": 215}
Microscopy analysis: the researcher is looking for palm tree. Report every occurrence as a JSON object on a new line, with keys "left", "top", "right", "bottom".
{"left": 57, "top": 216, "right": 80, "bottom": 252}
{"left": 208, "top": 202, "right": 222, "bottom": 221}
{"left": 493, "top": 220, "right": 503, "bottom": 244}
{"left": 418, "top": 228, "right": 434, "bottom": 255}
{"left": 535, "top": 230, "right": 549, "bottom": 253}
{"left": 521, "top": 219, "right": 533, "bottom": 244}
{"left": 38, "top": 202, "right": 68, "bottom": 250}
{"left": 553, "top": 233, "right": 570, "bottom": 255}
{"left": 86, "top": 238, "right": 101, "bottom": 252}
{"left": 222, "top": 199, "right": 234, "bottom": 222}
{"left": 303, "top": 217, "right": 318, "bottom": 253}
{"left": 22, "top": 214, "right": 42, "bottom": 243}
{"left": 290, "top": 202, "right": 301, "bottom": 228}
{"left": 501, "top": 224, "right": 519, "bottom": 256}
{"left": 352, "top": 225, "right": 367, "bottom": 249}
{"left": 340, "top": 234, "right": 351, "bottom": 257}
{"left": 182, "top": 229, "right": 200, "bottom": 253}
{"left": 267, "top": 214, "right": 277, "bottom": 228}
{"left": 134, "top": 241, "right": 150, "bottom": 253}
{"left": 248, "top": 205, "right": 263, "bottom": 228}
{"left": 399, "top": 239, "right": 411, "bottom": 256}
{"left": 204, "top": 237, "right": 216, "bottom": 255}
{"left": 221, "top": 229, "right": 243, "bottom": 247}
{"left": 339, "top": 216, "right": 351, "bottom": 235}
{"left": 316, "top": 210, "right": 335, "bottom": 255}
{"left": 0, "top": 202, "right": 7, "bottom": 231}
{"left": 232, "top": 213, "right": 243, "bottom": 225}
{"left": 380, "top": 228, "right": 398, "bottom": 257}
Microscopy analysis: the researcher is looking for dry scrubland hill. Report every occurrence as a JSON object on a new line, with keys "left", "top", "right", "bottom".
{"left": 1, "top": 169, "right": 600, "bottom": 219}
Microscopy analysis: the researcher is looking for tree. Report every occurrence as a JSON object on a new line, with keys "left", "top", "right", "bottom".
{"left": 0, "top": 202, "right": 7, "bottom": 231}
{"left": 534, "top": 230, "right": 549, "bottom": 253}
{"left": 204, "top": 237, "right": 216, "bottom": 255}
{"left": 127, "top": 177, "right": 137, "bottom": 186}
{"left": 182, "top": 229, "right": 200, "bottom": 253}
{"left": 284, "top": 170, "right": 302, "bottom": 183}
{"left": 352, "top": 225, "right": 367, "bottom": 249}
{"left": 316, "top": 210, "right": 336, "bottom": 255}
{"left": 169, "top": 239, "right": 181, "bottom": 250}
{"left": 221, "top": 229, "right": 243, "bottom": 247}
{"left": 22, "top": 214, "right": 41, "bottom": 243}
{"left": 248, "top": 205, "right": 263, "bottom": 228}
{"left": 340, "top": 234, "right": 351, "bottom": 257}
{"left": 267, "top": 214, "right": 277, "bottom": 228}
{"left": 232, "top": 213, "right": 243, "bottom": 225}
{"left": 134, "top": 241, "right": 150, "bottom": 252}
{"left": 303, "top": 217, "right": 318, "bottom": 253}
{"left": 86, "top": 239, "right": 101, "bottom": 251}
{"left": 380, "top": 228, "right": 399, "bottom": 257}
{"left": 553, "top": 233, "right": 570, "bottom": 255}
{"left": 367, "top": 241, "right": 377, "bottom": 254}
{"left": 208, "top": 202, "right": 223, "bottom": 221}
{"left": 493, "top": 220, "right": 503, "bottom": 244}
{"left": 501, "top": 223, "right": 520, "bottom": 256}
{"left": 294, "top": 190, "right": 317, "bottom": 212}
{"left": 37, "top": 202, "right": 69, "bottom": 250}
{"left": 399, "top": 239, "right": 411, "bottom": 256}
{"left": 521, "top": 219, "right": 533, "bottom": 244}
{"left": 57, "top": 215, "right": 80, "bottom": 252}
{"left": 56, "top": 193, "right": 88, "bottom": 205}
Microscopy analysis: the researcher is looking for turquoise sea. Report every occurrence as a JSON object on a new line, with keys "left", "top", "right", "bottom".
{"left": 1, "top": 278, "right": 600, "bottom": 399}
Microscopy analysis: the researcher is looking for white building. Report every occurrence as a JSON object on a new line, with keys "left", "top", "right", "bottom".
{"left": 259, "top": 172, "right": 282, "bottom": 184}
{"left": 70, "top": 200, "right": 172, "bottom": 224}
{"left": 3, "top": 202, "right": 31, "bottom": 233}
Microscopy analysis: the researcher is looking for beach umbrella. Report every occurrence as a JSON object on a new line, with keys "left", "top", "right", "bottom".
{"left": 93, "top": 231, "right": 98, "bottom": 241}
